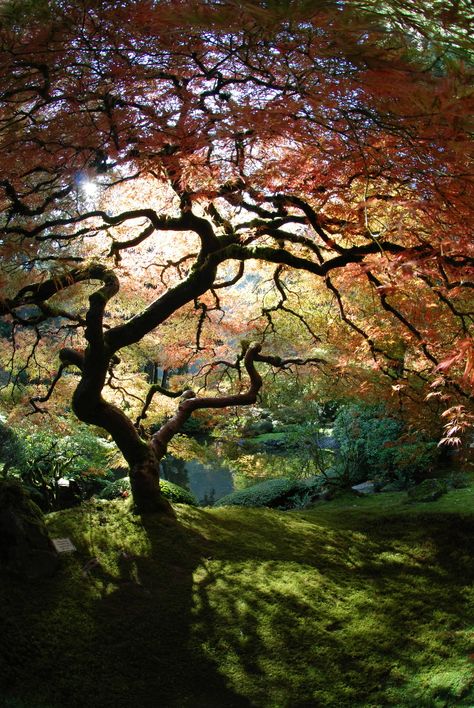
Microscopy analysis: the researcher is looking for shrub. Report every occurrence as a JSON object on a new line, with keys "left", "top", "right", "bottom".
{"left": 333, "top": 404, "right": 403, "bottom": 479}
{"left": 0, "top": 420, "right": 25, "bottom": 477}
{"left": 331, "top": 403, "right": 439, "bottom": 489}
{"left": 179, "top": 411, "right": 215, "bottom": 437}
{"left": 446, "top": 472, "right": 470, "bottom": 489}
{"left": 0, "top": 479, "right": 58, "bottom": 578}
{"left": 390, "top": 442, "right": 439, "bottom": 481}
{"left": 1, "top": 423, "right": 116, "bottom": 510}
{"left": 374, "top": 469, "right": 414, "bottom": 492}
{"left": 98, "top": 477, "right": 197, "bottom": 506}
{"left": 214, "top": 476, "right": 324, "bottom": 510}
{"left": 98, "top": 477, "right": 131, "bottom": 500}
{"left": 282, "top": 422, "right": 334, "bottom": 475}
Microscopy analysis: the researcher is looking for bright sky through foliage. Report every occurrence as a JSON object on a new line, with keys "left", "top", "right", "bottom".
{"left": 0, "top": 0, "right": 472, "bottom": 508}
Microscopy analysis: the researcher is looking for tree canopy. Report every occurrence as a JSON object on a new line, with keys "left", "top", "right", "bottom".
{"left": 0, "top": 0, "right": 473, "bottom": 510}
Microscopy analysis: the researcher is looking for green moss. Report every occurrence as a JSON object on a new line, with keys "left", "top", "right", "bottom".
{"left": 1, "top": 490, "right": 474, "bottom": 707}
{"left": 0, "top": 478, "right": 44, "bottom": 521}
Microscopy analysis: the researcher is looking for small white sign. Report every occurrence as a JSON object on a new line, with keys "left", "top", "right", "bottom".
{"left": 52, "top": 537, "right": 76, "bottom": 554}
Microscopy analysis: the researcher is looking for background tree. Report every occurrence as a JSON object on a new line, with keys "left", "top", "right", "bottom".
{"left": 0, "top": 0, "right": 472, "bottom": 511}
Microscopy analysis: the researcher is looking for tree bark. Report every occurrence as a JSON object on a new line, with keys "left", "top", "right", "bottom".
{"left": 128, "top": 446, "right": 172, "bottom": 514}
{"left": 70, "top": 390, "right": 170, "bottom": 513}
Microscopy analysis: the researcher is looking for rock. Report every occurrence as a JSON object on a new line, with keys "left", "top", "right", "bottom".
{"left": 407, "top": 478, "right": 447, "bottom": 503}
{"left": 351, "top": 481, "right": 375, "bottom": 495}
{"left": 0, "top": 479, "right": 59, "bottom": 579}
{"left": 380, "top": 482, "right": 402, "bottom": 493}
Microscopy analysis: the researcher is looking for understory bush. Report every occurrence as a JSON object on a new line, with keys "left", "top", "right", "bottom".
{"left": 330, "top": 403, "right": 439, "bottom": 490}
{"left": 98, "top": 477, "right": 131, "bottom": 500}
{"left": 98, "top": 476, "right": 197, "bottom": 506}
{"left": 446, "top": 471, "right": 470, "bottom": 489}
{"left": 0, "top": 419, "right": 25, "bottom": 478}
{"left": 214, "top": 476, "right": 324, "bottom": 510}
{"left": 1, "top": 422, "right": 115, "bottom": 511}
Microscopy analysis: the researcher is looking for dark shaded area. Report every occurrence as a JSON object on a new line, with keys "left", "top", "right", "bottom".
{"left": 0, "top": 479, "right": 58, "bottom": 579}
{"left": 0, "top": 507, "right": 251, "bottom": 708}
{"left": 1, "top": 505, "right": 473, "bottom": 707}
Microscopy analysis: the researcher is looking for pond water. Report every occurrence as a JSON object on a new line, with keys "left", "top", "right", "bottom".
{"left": 161, "top": 456, "right": 234, "bottom": 506}
{"left": 161, "top": 436, "right": 335, "bottom": 505}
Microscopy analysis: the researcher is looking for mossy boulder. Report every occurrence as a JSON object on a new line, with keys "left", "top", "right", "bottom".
{"left": 406, "top": 478, "right": 447, "bottom": 503}
{"left": 159, "top": 479, "right": 197, "bottom": 506}
{"left": 0, "top": 479, "right": 59, "bottom": 579}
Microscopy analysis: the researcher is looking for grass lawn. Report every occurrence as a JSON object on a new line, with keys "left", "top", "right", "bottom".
{"left": 1, "top": 488, "right": 474, "bottom": 707}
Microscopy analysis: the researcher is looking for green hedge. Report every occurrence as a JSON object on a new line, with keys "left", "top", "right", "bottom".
{"left": 214, "top": 477, "right": 324, "bottom": 510}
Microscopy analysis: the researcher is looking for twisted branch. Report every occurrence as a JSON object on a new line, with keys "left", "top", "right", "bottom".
{"left": 151, "top": 343, "right": 263, "bottom": 458}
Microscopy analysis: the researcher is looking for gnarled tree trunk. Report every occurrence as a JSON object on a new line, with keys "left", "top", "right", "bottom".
{"left": 128, "top": 446, "right": 170, "bottom": 514}
{"left": 71, "top": 386, "right": 168, "bottom": 513}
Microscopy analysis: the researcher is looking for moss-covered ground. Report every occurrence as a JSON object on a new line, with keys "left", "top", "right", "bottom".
{"left": 1, "top": 488, "right": 474, "bottom": 707}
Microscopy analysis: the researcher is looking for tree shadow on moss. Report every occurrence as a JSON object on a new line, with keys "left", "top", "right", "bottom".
{"left": 184, "top": 509, "right": 474, "bottom": 707}
{"left": 2, "top": 505, "right": 474, "bottom": 708}
{"left": 72, "top": 511, "right": 253, "bottom": 708}
{"left": 0, "top": 506, "right": 252, "bottom": 708}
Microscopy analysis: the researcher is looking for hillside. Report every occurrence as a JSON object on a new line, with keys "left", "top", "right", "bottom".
{"left": 2, "top": 489, "right": 474, "bottom": 707}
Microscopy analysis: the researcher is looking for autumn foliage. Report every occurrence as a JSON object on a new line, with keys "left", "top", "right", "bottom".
{"left": 0, "top": 0, "right": 473, "bottom": 509}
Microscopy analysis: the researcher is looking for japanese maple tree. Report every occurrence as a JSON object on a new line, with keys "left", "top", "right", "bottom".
{"left": 0, "top": 0, "right": 472, "bottom": 510}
